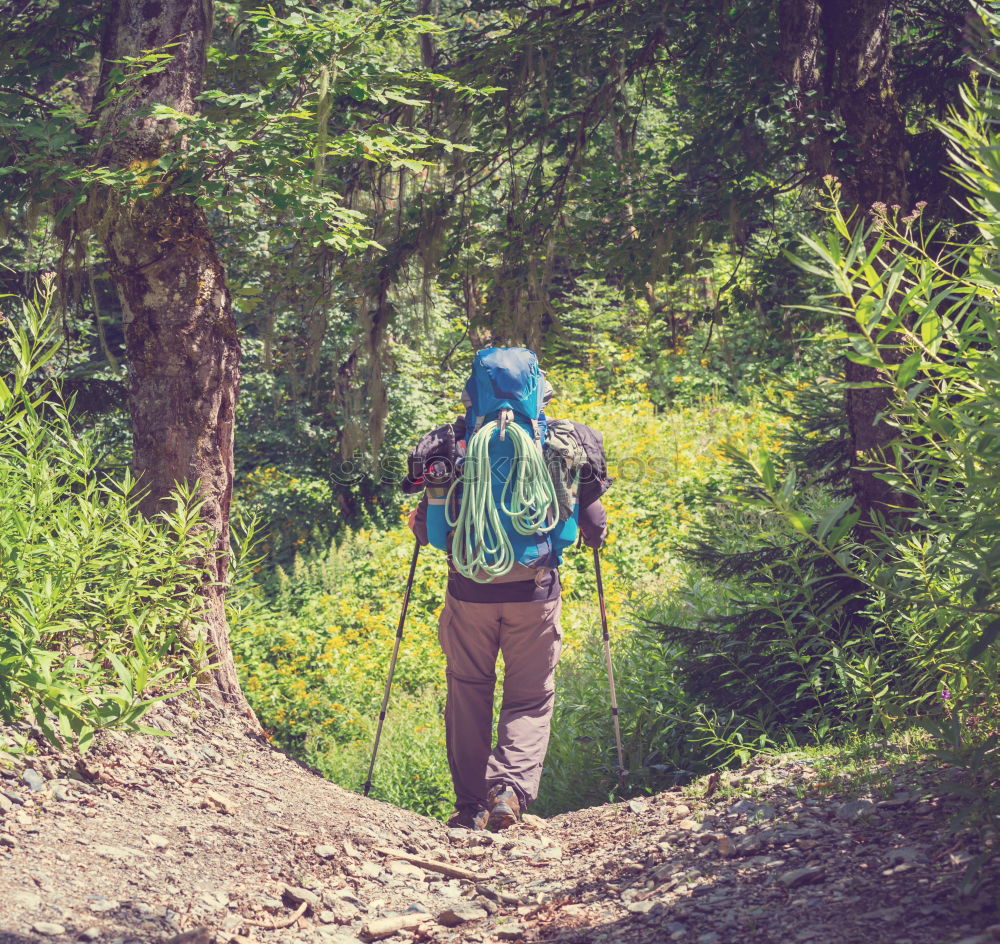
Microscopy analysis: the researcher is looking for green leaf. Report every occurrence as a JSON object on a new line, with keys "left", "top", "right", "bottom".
{"left": 786, "top": 511, "right": 812, "bottom": 534}
{"left": 920, "top": 313, "right": 941, "bottom": 346}
{"left": 816, "top": 498, "right": 857, "bottom": 541}
{"left": 896, "top": 351, "right": 923, "bottom": 388}
{"left": 758, "top": 453, "right": 777, "bottom": 490}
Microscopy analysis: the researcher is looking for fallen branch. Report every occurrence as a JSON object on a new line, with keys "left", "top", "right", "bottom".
{"left": 242, "top": 901, "right": 308, "bottom": 930}
{"left": 359, "top": 912, "right": 432, "bottom": 941}
{"left": 374, "top": 846, "right": 485, "bottom": 881}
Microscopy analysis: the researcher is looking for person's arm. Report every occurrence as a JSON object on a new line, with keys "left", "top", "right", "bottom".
{"left": 579, "top": 497, "right": 607, "bottom": 548}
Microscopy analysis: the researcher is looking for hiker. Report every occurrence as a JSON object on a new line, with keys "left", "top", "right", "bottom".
{"left": 402, "top": 347, "right": 611, "bottom": 830}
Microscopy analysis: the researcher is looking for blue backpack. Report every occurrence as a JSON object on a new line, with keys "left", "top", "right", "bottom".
{"left": 427, "top": 348, "right": 579, "bottom": 581}
{"left": 463, "top": 347, "right": 548, "bottom": 444}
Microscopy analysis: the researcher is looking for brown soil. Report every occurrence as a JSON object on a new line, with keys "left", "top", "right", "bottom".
{"left": 1, "top": 698, "right": 996, "bottom": 944}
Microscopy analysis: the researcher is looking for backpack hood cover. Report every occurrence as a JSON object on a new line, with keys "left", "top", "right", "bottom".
{"left": 463, "top": 347, "right": 545, "bottom": 429}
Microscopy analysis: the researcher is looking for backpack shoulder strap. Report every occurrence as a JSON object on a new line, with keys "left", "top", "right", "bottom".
{"left": 543, "top": 419, "right": 586, "bottom": 520}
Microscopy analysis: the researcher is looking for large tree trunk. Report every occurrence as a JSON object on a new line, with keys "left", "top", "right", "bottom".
{"left": 821, "top": 0, "right": 909, "bottom": 214}
{"left": 90, "top": 0, "right": 253, "bottom": 715}
{"left": 779, "top": 0, "right": 910, "bottom": 524}
{"left": 823, "top": 0, "right": 910, "bottom": 523}
{"left": 777, "top": 0, "right": 831, "bottom": 179}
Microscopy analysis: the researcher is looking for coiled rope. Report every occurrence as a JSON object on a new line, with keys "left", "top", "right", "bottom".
{"left": 445, "top": 419, "right": 558, "bottom": 582}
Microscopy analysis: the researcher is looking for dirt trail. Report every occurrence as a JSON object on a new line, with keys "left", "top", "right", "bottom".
{"left": 1, "top": 699, "right": 996, "bottom": 944}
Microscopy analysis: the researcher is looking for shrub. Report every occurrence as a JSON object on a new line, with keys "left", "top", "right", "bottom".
{"left": 751, "top": 56, "right": 1000, "bottom": 699}
{"left": 704, "top": 13, "right": 1000, "bottom": 878}
{"left": 624, "top": 16, "right": 1000, "bottom": 786}
{"left": 0, "top": 293, "right": 209, "bottom": 751}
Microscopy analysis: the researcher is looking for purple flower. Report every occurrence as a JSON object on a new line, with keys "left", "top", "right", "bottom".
{"left": 941, "top": 688, "right": 951, "bottom": 701}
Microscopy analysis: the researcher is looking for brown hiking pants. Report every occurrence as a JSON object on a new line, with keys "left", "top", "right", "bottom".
{"left": 437, "top": 592, "right": 563, "bottom": 810}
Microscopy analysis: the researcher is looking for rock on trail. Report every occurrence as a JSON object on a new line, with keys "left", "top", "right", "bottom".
{"left": 0, "top": 699, "right": 996, "bottom": 944}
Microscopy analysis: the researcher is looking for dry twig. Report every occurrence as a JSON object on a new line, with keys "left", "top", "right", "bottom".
{"left": 242, "top": 901, "right": 308, "bottom": 930}
{"left": 374, "top": 846, "right": 485, "bottom": 881}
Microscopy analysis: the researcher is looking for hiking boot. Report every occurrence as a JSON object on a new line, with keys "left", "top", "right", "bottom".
{"left": 447, "top": 806, "right": 488, "bottom": 830}
{"left": 486, "top": 783, "right": 521, "bottom": 831}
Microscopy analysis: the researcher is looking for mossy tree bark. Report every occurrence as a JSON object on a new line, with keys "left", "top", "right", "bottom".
{"left": 90, "top": 0, "right": 253, "bottom": 715}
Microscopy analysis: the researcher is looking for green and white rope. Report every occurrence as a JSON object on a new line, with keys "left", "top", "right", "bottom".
{"left": 446, "top": 419, "right": 558, "bottom": 582}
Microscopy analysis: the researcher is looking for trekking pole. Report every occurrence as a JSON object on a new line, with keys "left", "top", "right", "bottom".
{"left": 363, "top": 536, "right": 420, "bottom": 797}
{"left": 593, "top": 546, "right": 628, "bottom": 791}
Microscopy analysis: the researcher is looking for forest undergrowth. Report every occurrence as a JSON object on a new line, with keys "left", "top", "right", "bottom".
{"left": 1, "top": 1, "right": 997, "bottom": 904}
{"left": 229, "top": 361, "right": 795, "bottom": 818}
{"left": 226, "top": 327, "right": 972, "bottom": 827}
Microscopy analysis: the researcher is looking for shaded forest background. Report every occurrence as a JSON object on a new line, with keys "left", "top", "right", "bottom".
{"left": 0, "top": 0, "right": 996, "bottom": 876}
